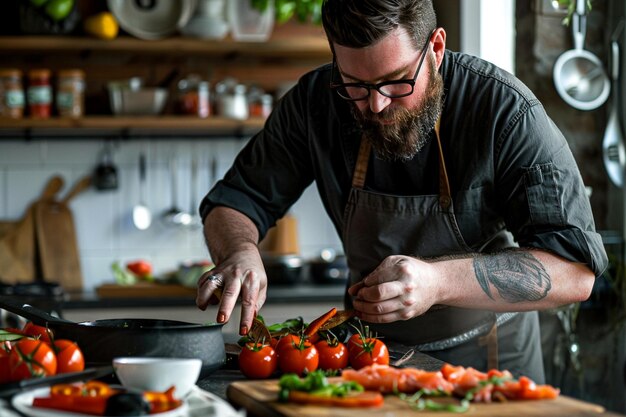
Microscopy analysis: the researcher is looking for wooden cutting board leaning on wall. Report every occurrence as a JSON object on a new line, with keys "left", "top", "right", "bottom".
{"left": 35, "top": 175, "right": 92, "bottom": 292}
{"left": 0, "top": 176, "right": 64, "bottom": 285}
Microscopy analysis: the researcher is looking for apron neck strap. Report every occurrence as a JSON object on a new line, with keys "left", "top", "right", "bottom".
{"left": 434, "top": 116, "right": 452, "bottom": 209}
{"left": 351, "top": 115, "right": 452, "bottom": 209}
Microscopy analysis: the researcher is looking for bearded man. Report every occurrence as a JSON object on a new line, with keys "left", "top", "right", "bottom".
{"left": 196, "top": 0, "right": 607, "bottom": 383}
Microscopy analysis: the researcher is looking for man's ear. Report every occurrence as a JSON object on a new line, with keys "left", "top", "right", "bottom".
{"left": 432, "top": 27, "right": 447, "bottom": 69}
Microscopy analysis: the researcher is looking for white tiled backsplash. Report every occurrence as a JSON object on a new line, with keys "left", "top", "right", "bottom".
{"left": 0, "top": 138, "right": 341, "bottom": 291}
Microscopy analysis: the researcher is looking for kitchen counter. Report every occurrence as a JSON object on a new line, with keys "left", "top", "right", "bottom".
{"left": 61, "top": 283, "right": 346, "bottom": 310}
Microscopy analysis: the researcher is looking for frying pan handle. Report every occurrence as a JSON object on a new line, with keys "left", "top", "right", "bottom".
{"left": 0, "top": 296, "right": 72, "bottom": 326}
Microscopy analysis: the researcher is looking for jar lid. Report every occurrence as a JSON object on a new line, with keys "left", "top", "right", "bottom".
{"left": 0, "top": 68, "right": 22, "bottom": 78}
{"left": 58, "top": 69, "right": 85, "bottom": 78}
{"left": 28, "top": 69, "right": 51, "bottom": 79}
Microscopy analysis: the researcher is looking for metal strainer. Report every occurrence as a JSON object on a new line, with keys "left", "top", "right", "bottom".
{"left": 553, "top": 0, "right": 610, "bottom": 110}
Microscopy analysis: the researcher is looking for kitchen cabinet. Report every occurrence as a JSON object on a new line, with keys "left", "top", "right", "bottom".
{"left": 0, "top": 23, "right": 331, "bottom": 139}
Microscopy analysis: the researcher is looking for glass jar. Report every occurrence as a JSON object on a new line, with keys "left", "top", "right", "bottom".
{"left": 178, "top": 75, "right": 211, "bottom": 118}
{"left": 0, "top": 69, "right": 25, "bottom": 119}
{"left": 27, "top": 69, "right": 52, "bottom": 119}
{"left": 218, "top": 83, "right": 248, "bottom": 120}
{"left": 56, "top": 69, "right": 85, "bottom": 118}
{"left": 249, "top": 93, "right": 273, "bottom": 118}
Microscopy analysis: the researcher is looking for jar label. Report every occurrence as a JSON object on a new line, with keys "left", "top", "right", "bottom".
{"left": 56, "top": 91, "right": 74, "bottom": 109}
{"left": 27, "top": 86, "right": 52, "bottom": 105}
{"left": 5, "top": 90, "right": 25, "bottom": 108}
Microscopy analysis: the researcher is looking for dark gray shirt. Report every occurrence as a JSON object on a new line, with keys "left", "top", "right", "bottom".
{"left": 201, "top": 50, "right": 608, "bottom": 277}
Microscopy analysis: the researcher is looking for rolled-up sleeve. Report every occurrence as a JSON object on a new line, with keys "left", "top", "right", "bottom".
{"left": 498, "top": 103, "right": 608, "bottom": 277}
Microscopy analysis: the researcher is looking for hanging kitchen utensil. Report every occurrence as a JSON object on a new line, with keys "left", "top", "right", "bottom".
{"left": 132, "top": 152, "right": 152, "bottom": 230}
{"left": 93, "top": 143, "right": 118, "bottom": 191}
{"left": 162, "top": 156, "right": 192, "bottom": 227}
{"left": 187, "top": 153, "right": 202, "bottom": 229}
{"left": 0, "top": 297, "right": 226, "bottom": 378}
{"left": 553, "top": 0, "right": 610, "bottom": 111}
{"left": 35, "top": 175, "right": 92, "bottom": 292}
{"left": 603, "top": 22, "right": 625, "bottom": 188}
{"left": 0, "top": 176, "right": 64, "bottom": 285}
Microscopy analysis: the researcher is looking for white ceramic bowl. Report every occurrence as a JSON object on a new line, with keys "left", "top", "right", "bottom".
{"left": 113, "top": 357, "right": 202, "bottom": 398}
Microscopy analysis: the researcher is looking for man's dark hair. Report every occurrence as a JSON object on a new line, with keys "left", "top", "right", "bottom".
{"left": 321, "top": 0, "right": 437, "bottom": 51}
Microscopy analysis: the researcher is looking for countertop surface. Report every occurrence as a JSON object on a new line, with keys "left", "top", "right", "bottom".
{"left": 65, "top": 283, "right": 346, "bottom": 309}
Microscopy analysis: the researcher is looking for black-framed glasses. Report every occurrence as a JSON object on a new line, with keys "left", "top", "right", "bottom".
{"left": 330, "top": 29, "right": 436, "bottom": 101}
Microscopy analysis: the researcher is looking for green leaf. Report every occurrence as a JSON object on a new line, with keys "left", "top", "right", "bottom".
{"left": 0, "top": 329, "right": 25, "bottom": 342}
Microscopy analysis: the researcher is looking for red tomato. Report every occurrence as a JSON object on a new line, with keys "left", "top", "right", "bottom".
{"left": 347, "top": 333, "right": 363, "bottom": 352}
{"left": 22, "top": 322, "right": 53, "bottom": 344}
{"left": 0, "top": 348, "right": 11, "bottom": 383}
{"left": 278, "top": 341, "right": 319, "bottom": 376}
{"left": 10, "top": 338, "right": 57, "bottom": 380}
{"left": 315, "top": 340, "right": 348, "bottom": 371}
{"left": 274, "top": 334, "right": 301, "bottom": 355}
{"left": 239, "top": 342, "right": 277, "bottom": 379}
{"left": 126, "top": 260, "right": 152, "bottom": 277}
{"left": 54, "top": 339, "right": 85, "bottom": 374}
{"left": 348, "top": 337, "right": 389, "bottom": 370}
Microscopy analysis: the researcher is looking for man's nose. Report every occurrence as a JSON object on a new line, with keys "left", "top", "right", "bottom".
{"left": 368, "top": 89, "right": 391, "bottom": 114}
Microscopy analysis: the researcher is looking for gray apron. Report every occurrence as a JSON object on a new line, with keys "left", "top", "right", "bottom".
{"left": 342, "top": 118, "right": 545, "bottom": 382}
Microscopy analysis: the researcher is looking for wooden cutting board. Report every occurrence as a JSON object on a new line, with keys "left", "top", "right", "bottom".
{"left": 0, "top": 176, "right": 64, "bottom": 284}
{"left": 227, "top": 378, "right": 611, "bottom": 417}
{"left": 35, "top": 175, "right": 91, "bottom": 291}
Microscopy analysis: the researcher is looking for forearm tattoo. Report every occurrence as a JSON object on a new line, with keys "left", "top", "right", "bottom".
{"left": 473, "top": 251, "right": 551, "bottom": 302}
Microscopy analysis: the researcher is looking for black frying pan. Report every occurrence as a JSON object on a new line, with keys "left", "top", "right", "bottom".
{"left": 0, "top": 297, "right": 225, "bottom": 378}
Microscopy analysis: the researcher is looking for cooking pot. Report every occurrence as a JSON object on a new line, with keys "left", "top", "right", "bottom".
{"left": 263, "top": 254, "right": 303, "bottom": 285}
{"left": 0, "top": 297, "right": 225, "bottom": 378}
{"left": 309, "top": 250, "right": 349, "bottom": 285}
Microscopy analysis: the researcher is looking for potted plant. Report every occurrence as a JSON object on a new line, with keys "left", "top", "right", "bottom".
{"left": 251, "top": 0, "right": 323, "bottom": 25}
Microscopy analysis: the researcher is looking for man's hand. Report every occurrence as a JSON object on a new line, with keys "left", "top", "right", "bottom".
{"left": 347, "top": 255, "right": 439, "bottom": 323}
{"left": 196, "top": 206, "right": 266, "bottom": 336}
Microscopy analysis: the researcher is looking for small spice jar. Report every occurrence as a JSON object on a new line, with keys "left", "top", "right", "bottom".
{"left": 56, "top": 69, "right": 85, "bottom": 118}
{"left": 249, "top": 93, "right": 273, "bottom": 118}
{"left": 27, "top": 69, "right": 52, "bottom": 118}
{"left": 0, "top": 69, "right": 25, "bottom": 119}
{"left": 177, "top": 75, "right": 211, "bottom": 118}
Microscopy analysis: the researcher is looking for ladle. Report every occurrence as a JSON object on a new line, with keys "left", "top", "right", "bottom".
{"left": 162, "top": 156, "right": 192, "bottom": 227}
{"left": 132, "top": 152, "right": 152, "bottom": 230}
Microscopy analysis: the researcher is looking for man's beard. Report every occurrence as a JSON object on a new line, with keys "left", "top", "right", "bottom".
{"left": 351, "top": 55, "right": 444, "bottom": 162}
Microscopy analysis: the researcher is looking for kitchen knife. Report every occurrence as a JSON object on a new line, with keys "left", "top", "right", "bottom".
{"left": 0, "top": 365, "right": 114, "bottom": 398}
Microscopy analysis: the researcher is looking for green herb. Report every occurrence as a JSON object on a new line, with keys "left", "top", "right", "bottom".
{"left": 0, "top": 329, "right": 25, "bottom": 342}
{"left": 278, "top": 370, "right": 364, "bottom": 402}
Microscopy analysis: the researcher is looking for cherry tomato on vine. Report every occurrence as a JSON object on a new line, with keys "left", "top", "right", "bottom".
{"left": 274, "top": 334, "right": 301, "bottom": 355}
{"left": 278, "top": 340, "right": 319, "bottom": 376}
{"left": 22, "top": 322, "right": 53, "bottom": 344}
{"left": 9, "top": 338, "right": 57, "bottom": 380}
{"left": 54, "top": 339, "right": 85, "bottom": 374}
{"left": 315, "top": 339, "right": 348, "bottom": 371}
{"left": 348, "top": 337, "right": 389, "bottom": 370}
{"left": 239, "top": 342, "right": 277, "bottom": 379}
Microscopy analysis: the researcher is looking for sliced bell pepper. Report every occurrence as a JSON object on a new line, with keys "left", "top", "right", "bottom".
{"left": 304, "top": 307, "right": 337, "bottom": 343}
{"left": 287, "top": 390, "right": 384, "bottom": 408}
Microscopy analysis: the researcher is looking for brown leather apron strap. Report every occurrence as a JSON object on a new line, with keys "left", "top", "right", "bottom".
{"left": 434, "top": 117, "right": 452, "bottom": 210}
{"left": 352, "top": 137, "right": 372, "bottom": 189}
{"left": 478, "top": 322, "right": 499, "bottom": 370}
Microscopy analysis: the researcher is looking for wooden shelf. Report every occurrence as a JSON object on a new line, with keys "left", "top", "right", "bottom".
{"left": 0, "top": 116, "right": 266, "bottom": 138}
{"left": 0, "top": 35, "right": 331, "bottom": 59}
